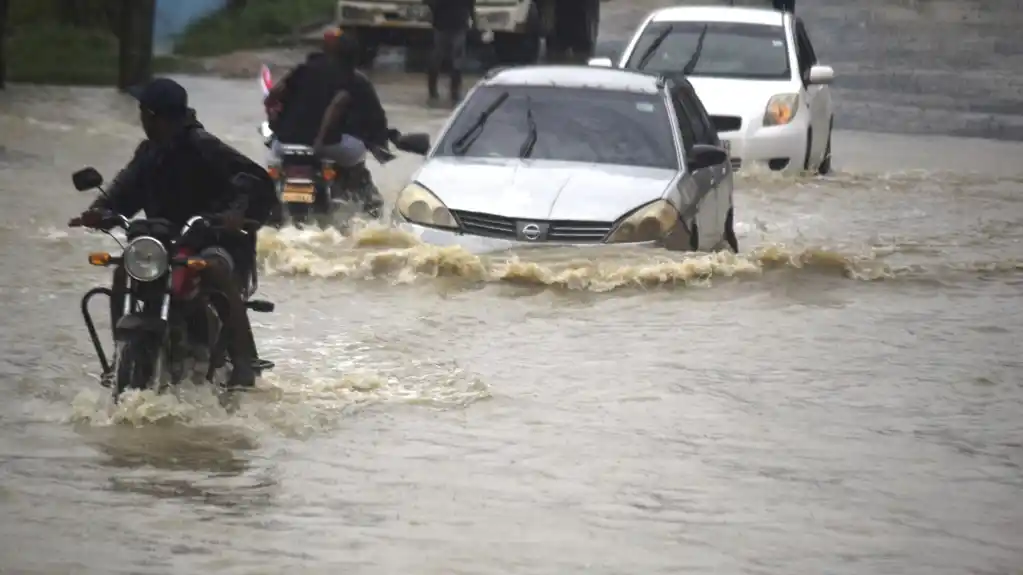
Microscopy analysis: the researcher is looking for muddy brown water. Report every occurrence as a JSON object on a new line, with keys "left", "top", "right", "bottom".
{"left": 1, "top": 1, "right": 1022, "bottom": 573}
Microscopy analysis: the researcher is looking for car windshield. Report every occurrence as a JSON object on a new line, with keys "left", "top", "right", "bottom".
{"left": 626, "top": 21, "right": 791, "bottom": 80}
{"left": 434, "top": 86, "right": 679, "bottom": 170}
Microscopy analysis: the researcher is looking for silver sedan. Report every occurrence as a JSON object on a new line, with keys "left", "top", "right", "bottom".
{"left": 393, "top": 65, "right": 739, "bottom": 254}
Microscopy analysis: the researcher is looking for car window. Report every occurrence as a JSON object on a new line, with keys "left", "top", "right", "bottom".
{"left": 625, "top": 21, "right": 790, "bottom": 80}
{"left": 668, "top": 89, "right": 697, "bottom": 152}
{"left": 794, "top": 19, "right": 816, "bottom": 82}
{"left": 676, "top": 85, "right": 718, "bottom": 145}
{"left": 434, "top": 86, "right": 680, "bottom": 170}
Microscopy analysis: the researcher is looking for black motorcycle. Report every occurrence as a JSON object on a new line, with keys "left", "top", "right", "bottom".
{"left": 71, "top": 167, "right": 276, "bottom": 401}
{"left": 259, "top": 122, "right": 431, "bottom": 228}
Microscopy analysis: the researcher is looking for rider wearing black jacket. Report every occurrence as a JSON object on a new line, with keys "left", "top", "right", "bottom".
{"left": 70, "top": 78, "right": 278, "bottom": 389}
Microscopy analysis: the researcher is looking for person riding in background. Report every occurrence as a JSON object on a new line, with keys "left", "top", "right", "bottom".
{"left": 263, "top": 32, "right": 335, "bottom": 134}
{"left": 425, "top": 0, "right": 477, "bottom": 106}
{"left": 264, "top": 28, "right": 390, "bottom": 212}
{"left": 68, "top": 78, "right": 278, "bottom": 390}
{"left": 311, "top": 31, "right": 390, "bottom": 167}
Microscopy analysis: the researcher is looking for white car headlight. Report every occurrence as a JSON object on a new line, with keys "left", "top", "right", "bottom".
{"left": 394, "top": 183, "right": 458, "bottom": 229}
{"left": 763, "top": 93, "right": 800, "bottom": 127}
{"left": 122, "top": 236, "right": 169, "bottom": 282}
{"left": 605, "top": 200, "right": 680, "bottom": 244}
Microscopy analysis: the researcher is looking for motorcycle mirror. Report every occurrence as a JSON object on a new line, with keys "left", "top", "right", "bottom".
{"left": 394, "top": 133, "right": 431, "bottom": 156}
{"left": 72, "top": 167, "right": 104, "bottom": 191}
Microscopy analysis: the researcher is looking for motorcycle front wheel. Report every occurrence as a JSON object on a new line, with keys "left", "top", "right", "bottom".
{"left": 112, "top": 336, "right": 160, "bottom": 402}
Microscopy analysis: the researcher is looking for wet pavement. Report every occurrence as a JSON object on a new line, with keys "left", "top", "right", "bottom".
{"left": 0, "top": 0, "right": 1022, "bottom": 573}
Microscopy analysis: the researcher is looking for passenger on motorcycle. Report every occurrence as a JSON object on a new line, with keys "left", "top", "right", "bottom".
{"left": 264, "top": 29, "right": 390, "bottom": 196}
{"left": 68, "top": 78, "right": 279, "bottom": 389}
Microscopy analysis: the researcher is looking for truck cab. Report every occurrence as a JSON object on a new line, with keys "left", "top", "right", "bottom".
{"left": 335, "top": 0, "right": 601, "bottom": 66}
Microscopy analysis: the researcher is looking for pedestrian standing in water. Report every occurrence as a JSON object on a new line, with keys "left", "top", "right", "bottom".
{"left": 424, "top": 0, "right": 477, "bottom": 107}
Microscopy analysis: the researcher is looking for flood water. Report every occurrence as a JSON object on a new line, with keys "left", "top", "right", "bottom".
{"left": 1, "top": 1, "right": 1022, "bottom": 573}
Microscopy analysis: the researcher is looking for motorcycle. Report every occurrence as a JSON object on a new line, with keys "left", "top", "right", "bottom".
{"left": 259, "top": 65, "right": 431, "bottom": 228}
{"left": 71, "top": 167, "right": 276, "bottom": 401}
{"left": 259, "top": 121, "right": 385, "bottom": 228}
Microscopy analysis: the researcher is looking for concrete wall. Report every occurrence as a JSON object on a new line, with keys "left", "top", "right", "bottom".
{"left": 153, "top": 0, "right": 226, "bottom": 54}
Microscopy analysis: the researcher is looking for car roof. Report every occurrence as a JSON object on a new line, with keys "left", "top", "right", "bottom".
{"left": 650, "top": 5, "right": 786, "bottom": 27}
{"left": 482, "top": 65, "right": 663, "bottom": 95}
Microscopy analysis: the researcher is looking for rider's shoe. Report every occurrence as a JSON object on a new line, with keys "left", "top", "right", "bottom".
{"left": 225, "top": 361, "right": 257, "bottom": 390}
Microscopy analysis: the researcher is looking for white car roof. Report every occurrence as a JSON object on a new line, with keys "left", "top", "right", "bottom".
{"left": 483, "top": 65, "right": 663, "bottom": 95}
{"left": 650, "top": 6, "right": 786, "bottom": 27}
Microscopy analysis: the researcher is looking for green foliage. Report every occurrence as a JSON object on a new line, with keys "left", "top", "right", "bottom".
{"left": 6, "top": 24, "right": 120, "bottom": 85}
{"left": 4, "top": 0, "right": 121, "bottom": 84}
{"left": 2, "top": 0, "right": 333, "bottom": 84}
{"left": 173, "top": 0, "right": 336, "bottom": 56}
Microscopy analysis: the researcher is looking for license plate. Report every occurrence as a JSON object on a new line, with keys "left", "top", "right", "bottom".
{"left": 281, "top": 184, "right": 315, "bottom": 204}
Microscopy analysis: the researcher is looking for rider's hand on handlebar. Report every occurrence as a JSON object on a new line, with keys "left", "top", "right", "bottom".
{"left": 68, "top": 209, "right": 105, "bottom": 229}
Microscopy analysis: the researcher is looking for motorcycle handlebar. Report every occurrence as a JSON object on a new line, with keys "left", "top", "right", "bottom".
{"left": 70, "top": 212, "right": 260, "bottom": 234}
{"left": 195, "top": 213, "right": 262, "bottom": 234}
{"left": 68, "top": 211, "right": 129, "bottom": 230}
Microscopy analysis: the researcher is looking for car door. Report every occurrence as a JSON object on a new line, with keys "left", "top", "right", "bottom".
{"left": 793, "top": 18, "right": 827, "bottom": 162}
{"left": 680, "top": 84, "right": 732, "bottom": 239}
{"left": 668, "top": 81, "right": 723, "bottom": 248}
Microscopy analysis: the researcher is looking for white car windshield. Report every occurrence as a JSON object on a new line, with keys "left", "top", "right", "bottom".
{"left": 435, "top": 86, "right": 679, "bottom": 170}
{"left": 626, "top": 21, "right": 791, "bottom": 80}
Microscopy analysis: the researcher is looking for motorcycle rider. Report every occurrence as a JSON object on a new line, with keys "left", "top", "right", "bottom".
{"left": 69, "top": 78, "right": 278, "bottom": 390}
{"left": 264, "top": 28, "right": 389, "bottom": 213}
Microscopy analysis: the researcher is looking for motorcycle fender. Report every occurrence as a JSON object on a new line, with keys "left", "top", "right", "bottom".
{"left": 114, "top": 314, "right": 168, "bottom": 339}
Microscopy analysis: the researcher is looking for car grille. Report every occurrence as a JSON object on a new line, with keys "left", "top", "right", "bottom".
{"left": 451, "top": 210, "right": 516, "bottom": 238}
{"left": 450, "top": 210, "right": 613, "bottom": 242}
{"left": 547, "top": 221, "right": 612, "bottom": 242}
{"left": 710, "top": 115, "right": 742, "bottom": 133}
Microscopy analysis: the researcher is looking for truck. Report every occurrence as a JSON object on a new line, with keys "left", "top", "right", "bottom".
{"left": 335, "top": 0, "right": 602, "bottom": 67}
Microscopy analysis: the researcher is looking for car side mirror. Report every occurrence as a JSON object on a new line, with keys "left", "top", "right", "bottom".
{"left": 72, "top": 167, "right": 103, "bottom": 191}
{"left": 394, "top": 132, "right": 431, "bottom": 156}
{"left": 587, "top": 57, "right": 613, "bottom": 68}
{"left": 808, "top": 65, "right": 834, "bottom": 85}
{"left": 686, "top": 144, "right": 728, "bottom": 171}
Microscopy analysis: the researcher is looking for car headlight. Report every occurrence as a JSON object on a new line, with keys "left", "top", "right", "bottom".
{"left": 122, "top": 236, "right": 169, "bottom": 282}
{"left": 605, "top": 200, "right": 680, "bottom": 243}
{"left": 763, "top": 93, "right": 799, "bottom": 126}
{"left": 395, "top": 183, "right": 458, "bottom": 229}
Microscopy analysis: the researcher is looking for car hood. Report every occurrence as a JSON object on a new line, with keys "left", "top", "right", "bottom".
{"left": 413, "top": 158, "right": 676, "bottom": 222}
{"left": 687, "top": 76, "right": 797, "bottom": 119}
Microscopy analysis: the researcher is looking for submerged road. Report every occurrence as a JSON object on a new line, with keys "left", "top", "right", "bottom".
{"left": 0, "top": 0, "right": 1021, "bottom": 573}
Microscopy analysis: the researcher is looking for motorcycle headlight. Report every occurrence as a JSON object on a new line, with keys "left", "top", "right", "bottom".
{"left": 122, "top": 236, "right": 169, "bottom": 282}
{"left": 605, "top": 200, "right": 680, "bottom": 244}
{"left": 394, "top": 183, "right": 458, "bottom": 229}
{"left": 763, "top": 93, "right": 799, "bottom": 127}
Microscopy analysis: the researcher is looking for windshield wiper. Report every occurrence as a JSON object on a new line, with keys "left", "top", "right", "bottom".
{"left": 518, "top": 96, "right": 537, "bottom": 158}
{"left": 452, "top": 91, "right": 510, "bottom": 155}
{"left": 636, "top": 25, "right": 673, "bottom": 70}
{"left": 682, "top": 25, "right": 709, "bottom": 75}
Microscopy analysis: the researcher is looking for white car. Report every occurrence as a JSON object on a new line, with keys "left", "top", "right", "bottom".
{"left": 392, "top": 65, "right": 738, "bottom": 254}
{"left": 589, "top": 0, "right": 835, "bottom": 174}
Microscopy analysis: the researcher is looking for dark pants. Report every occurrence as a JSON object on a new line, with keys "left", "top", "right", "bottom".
{"left": 428, "top": 28, "right": 467, "bottom": 100}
